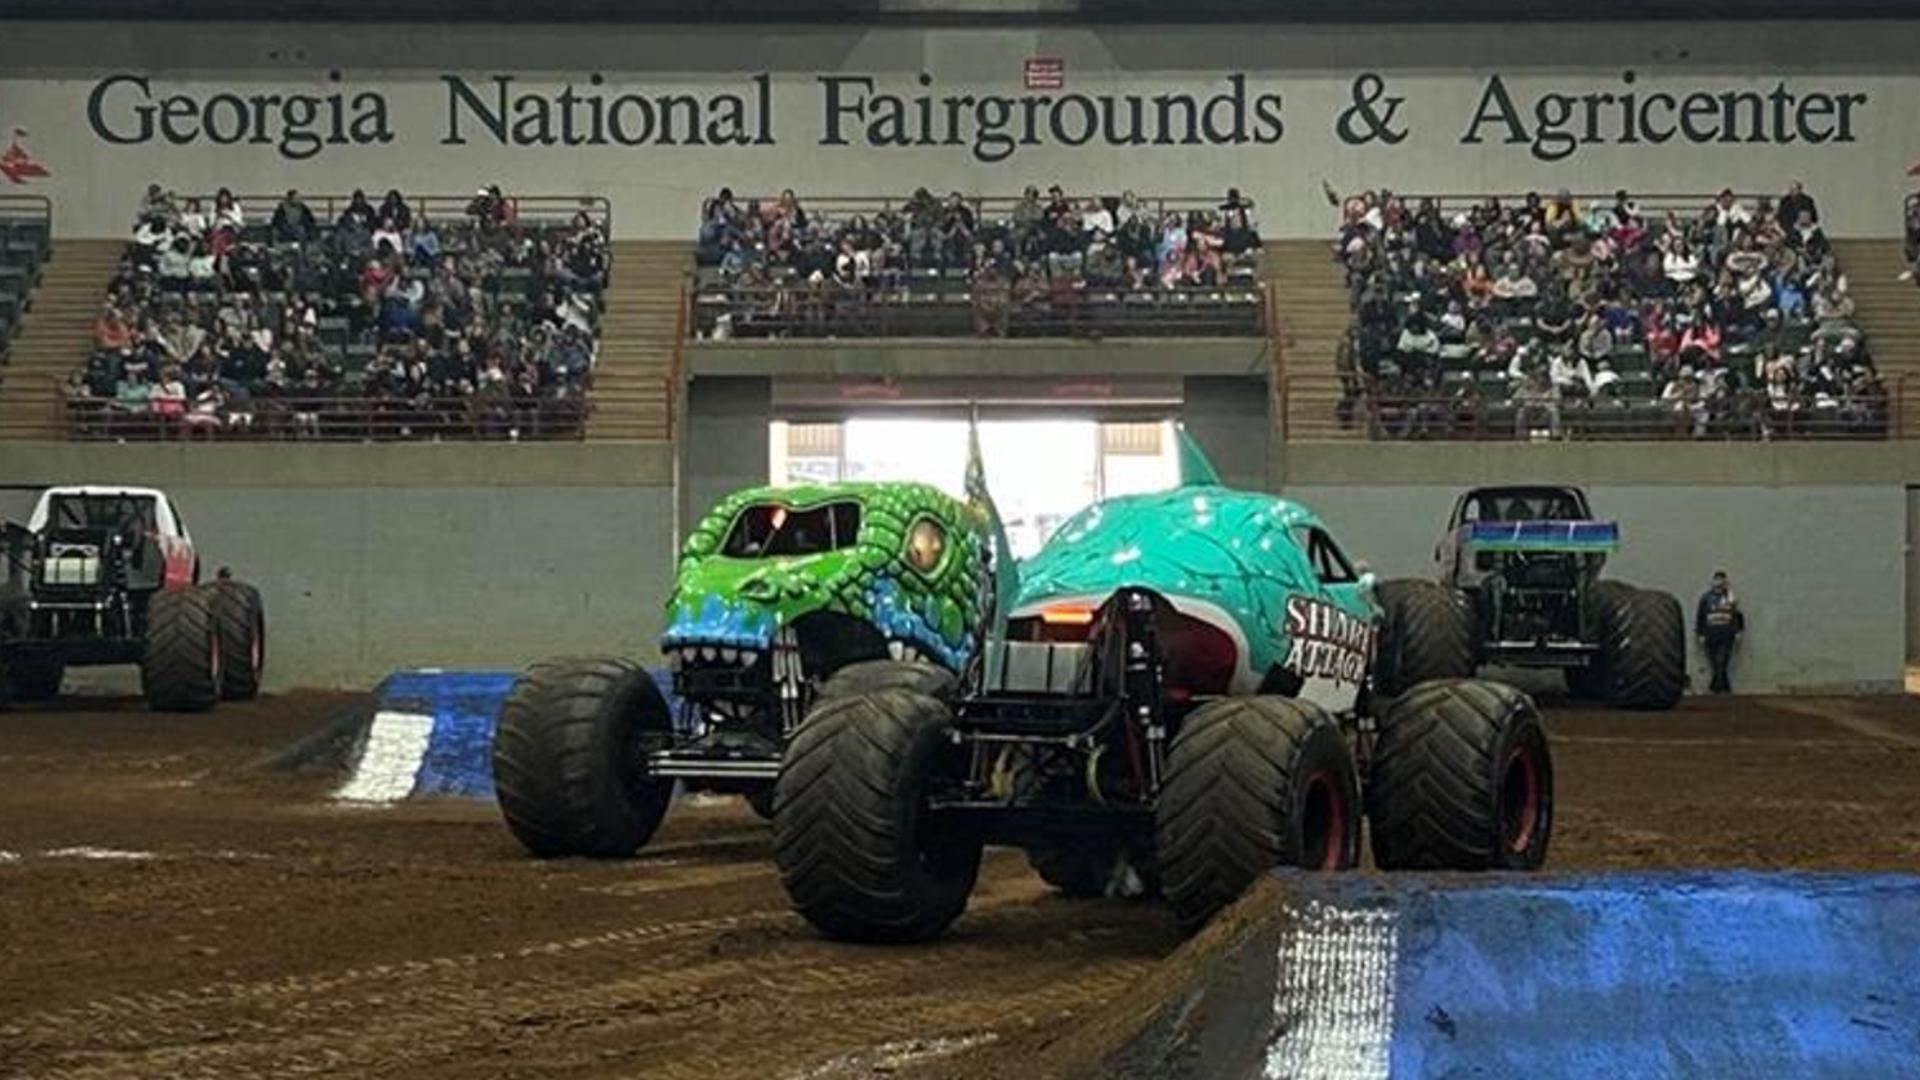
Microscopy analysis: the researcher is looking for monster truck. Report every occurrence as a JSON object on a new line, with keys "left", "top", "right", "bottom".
{"left": 770, "top": 442, "right": 1554, "bottom": 942}
{"left": 490, "top": 480, "right": 999, "bottom": 858}
{"left": 0, "top": 486, "right": 266, "bottom": 711}
{"left": 1373, "top": 485, "right": 1685, "bottom": 710}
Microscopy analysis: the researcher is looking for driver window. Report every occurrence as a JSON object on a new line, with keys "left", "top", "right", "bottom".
{"left": 1298, "top": 527, "right": 1358, "bottom": 585}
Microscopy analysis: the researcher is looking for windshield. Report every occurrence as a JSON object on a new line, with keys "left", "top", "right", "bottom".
{"left": 1463, "top": 490, "right": 1581, "bottom": 523}
{"left": 49, "top": 495, "right": 157, "bottom": 534}
{"left": 721, "top": 502, "right": 861, "bottom": 558}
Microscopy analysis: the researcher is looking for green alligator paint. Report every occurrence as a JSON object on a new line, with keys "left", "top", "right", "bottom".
{"left": 1008, "top": 433, "right": 1378, "bottom": 712}
{"left": 664, "top": 481, "right": 994, "bottom": 673}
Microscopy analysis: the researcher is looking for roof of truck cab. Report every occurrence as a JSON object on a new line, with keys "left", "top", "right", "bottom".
{"left": 37, "top": 486, "right": 169, "bottom": 500}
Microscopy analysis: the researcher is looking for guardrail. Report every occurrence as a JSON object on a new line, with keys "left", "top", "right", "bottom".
{"left": 0, "top": 193, "right": 53, "bottom": 225}
{"left": 1354, "top": 191, "right": 1775, "bottom": 216}
{"left": 60, "top": 395, "right": 588, "bottom": 442}
{"left": 156, "top": 193, "right": 612, "bottom": 232}
{"left": 716, "top": 194, "right": 1236, "bottom": 224}
{"left": 694, "top": 282, "right": 1267, "bottom": 340}
{"left": 1280, "top": 372, "right": 1903, "bottom": 442}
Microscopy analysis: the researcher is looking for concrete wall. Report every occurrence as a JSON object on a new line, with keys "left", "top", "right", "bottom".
{"left": 3, "top": 435, "right": 1911, "bottom": 694}
{"left": 0, "top": 442, "right": 676, "bottom": 690}
{"left": 1276, "top": 443, "right": 1913, "bottom": 693}
{"left": 1, "top": 20, "right": 1916, "bottom": 239}
{"left": 680, "top": 377, "right": 772, "bottom": 545}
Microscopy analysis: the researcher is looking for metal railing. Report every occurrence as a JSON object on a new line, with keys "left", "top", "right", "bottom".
{"left": 154, "top": 192, "right": 612, "bottom": 232}
{"left": 0, "top": 193, "right": 53, "bottom": 227}
{"left": 1349, "top": 191, "right": 1776, "bottom": 218}
{"left": 713, "top": 194, "right": 1235, "bottom": 225}
{"left": 60, "top": 394, "right": 590, "bottom": 442}
{"left": 26, "top": 366, "right": 679, "bottom": 442}
{"left": 694, "top": 282, "right": 1266, "bottom": 340}
{"left": 1280, "top": 372, "right": 1904, "bottom": 442}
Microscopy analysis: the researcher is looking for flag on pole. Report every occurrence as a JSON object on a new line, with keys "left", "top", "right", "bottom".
{"left": 965, "top": 407, "right": 1019, "bottom": 642}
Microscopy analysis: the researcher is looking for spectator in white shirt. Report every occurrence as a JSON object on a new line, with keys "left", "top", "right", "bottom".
{"left": 1708, "top": 188, "right": 1751, "bottom": 229}
{"left": 157, "top": 237, "right": 193, "bottom": 287}
{"left": 178, "top": 197, "right": 209, "bottom": 239}
{"left": 1663, "top": 239, "right": 1701, "bottom": 284}
{"left": 212, "top": 188, "right": 246, "bottom": 232}
{"left": 1082, "top": 199, "right": 1115, "bottom": 246}
{"left": 132, "top": 216, "right": 173, "bottom": 251}
{"left": 1548, "top": 350, "right": 1591, "bottom": 398}
{"left": 372, "top": 218, "right": 406, "bottom": 257}
{"left": 1588, "top": 359, "right": 1621, "bottom": 398}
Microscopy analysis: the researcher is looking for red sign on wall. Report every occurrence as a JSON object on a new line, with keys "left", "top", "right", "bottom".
{"left": 1023, "top": 58, "right": 1065, "bottom": 90}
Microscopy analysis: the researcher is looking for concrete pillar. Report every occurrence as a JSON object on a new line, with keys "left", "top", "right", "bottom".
{"left": 1181, "top": 376, "right": 1271, "bottom": 492}
{"left": 680, "top": 376, "right": 772, "bottom": 542}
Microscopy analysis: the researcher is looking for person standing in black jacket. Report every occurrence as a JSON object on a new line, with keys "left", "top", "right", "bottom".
{"left": 1696, "top": 570, "right": 1745, "bottom": 693}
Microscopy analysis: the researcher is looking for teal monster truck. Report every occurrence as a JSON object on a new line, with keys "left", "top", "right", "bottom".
{"left": 771, "top": 437, "right": 1554, "bottom": 941}
{"left": 490, "top": 479, "right": 999, "bottom": 857}
{"left": 1373, "top": 485, "right": 1685, "bottom": 710}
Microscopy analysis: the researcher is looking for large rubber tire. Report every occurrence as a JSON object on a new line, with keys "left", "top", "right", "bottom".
{"left": 1565, "top": 580, "right": 1635, "bottom": 699}
{"left": 9, "top": 661, "right": 64, "bottom": 703}
{"left": 1374, "top": 579, "right": 1476, "bottom": 698}
{"left": 142, "top": 587, "right": 223, "bottom": 713}
{"left": 815, "top": 659, "right": 958, "bottom": 704}
{"left": 1368, "top": 679, "right": 1553, "bottom": 871}
{"left": 772, "top": 689, "right": 982, "bottom": 943}
{"left": 1156, "top": 696, "right": 1361, "bottom": 934}
{"left": 211, "top": 580, "right": 266, "bottom": 701}
{"left": 491, "top": 657, "right": 676, "bottom": 858}
{"left": 1594, "top": 584, "right": 1686, "bottom": 710}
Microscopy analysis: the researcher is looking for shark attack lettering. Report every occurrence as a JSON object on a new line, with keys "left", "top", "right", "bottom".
{"left": 1281, "top": 594, "right": 1376, "bottom": 690}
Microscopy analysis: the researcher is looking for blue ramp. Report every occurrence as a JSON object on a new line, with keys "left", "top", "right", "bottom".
{"left": 1099, "top": 872, "right": 1920, "bottom": 1080}
{"left": 332, "top": 667, "right": 676, "bottom": 803}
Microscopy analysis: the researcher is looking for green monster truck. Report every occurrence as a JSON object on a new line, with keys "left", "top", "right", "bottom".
{"left": 772, "top": 435, "right": 1554, "bottom": 941}
{"left": 490, "top": 478, "right": 1001, "bottom": 857}
{"left": 1372, "top": 485, "right": 1686, "bottom": 709}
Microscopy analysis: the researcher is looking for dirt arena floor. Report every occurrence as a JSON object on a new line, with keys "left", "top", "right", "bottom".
{"left": 4, "top": 690, "right": 1920, "bottom": 1079}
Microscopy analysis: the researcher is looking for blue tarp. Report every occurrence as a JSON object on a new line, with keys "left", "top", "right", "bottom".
{"left": 358, "top": 666, "right": 676, "bottom": 801}
{"left": 1105, "top": 871, "right": 1920, "bottom": 1079}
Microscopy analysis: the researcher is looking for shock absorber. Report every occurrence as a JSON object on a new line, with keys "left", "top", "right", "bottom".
{"left": 1119, "top": 590, "right": 1167, "bottom": 794}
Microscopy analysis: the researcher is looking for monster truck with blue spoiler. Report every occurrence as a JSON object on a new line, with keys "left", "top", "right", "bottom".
{"left": 489, "top": 480, "right": 998, "bottom": 858}
{"left": 1373, "top": 485, "right": 1684, "bottom": 710}
{"left": 770, "top": 441, "right": 1555, "bottom": 941}
{"left": 0, "top": 486, "right": 265, "bottom": 712}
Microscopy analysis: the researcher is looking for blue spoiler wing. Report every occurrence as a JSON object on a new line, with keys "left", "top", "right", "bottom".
{"left": 1462, "top": 520, "right": 1620, "bottom": 551}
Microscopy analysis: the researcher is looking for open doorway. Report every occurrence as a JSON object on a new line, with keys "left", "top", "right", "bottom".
{"left": 769, "top": 418, "right": 1178, "bottom": 557}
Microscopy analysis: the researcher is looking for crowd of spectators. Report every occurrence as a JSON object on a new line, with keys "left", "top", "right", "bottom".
{"left": 694, "top": 185, "right": 1264, "bottom": 339}
{"left": 1332, "top": 183, "right": 1886, "bottom": 439}
{"left": 71, "top": 184, "right": 608, "bottom": 439}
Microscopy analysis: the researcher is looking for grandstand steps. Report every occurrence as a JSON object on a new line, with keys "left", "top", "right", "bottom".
{"left": 1266, "top": 239, "right": 1353, "bottom": 438}
{"left": 1832, "top": 240, "right": 1920, "bottom": 377}
{"left": 587, "top": 240, "right": 688, "bottom": 442}
{"left": 0, "top": 239, "right": 120, "bottom": 438}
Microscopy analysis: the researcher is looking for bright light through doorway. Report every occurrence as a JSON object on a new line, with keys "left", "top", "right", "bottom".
{"left": 770, "top": 419, "right": 1179, "bottom": 557}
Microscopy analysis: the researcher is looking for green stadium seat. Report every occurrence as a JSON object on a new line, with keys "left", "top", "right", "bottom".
{"left": 13, "top": 219, "right": 48, "bottom": 255}
{"left": 1608, "top": 346, "right": 1648, "bottom": 373}
{"left": 1618, "top": 373, "right": 1658, "bottom": 401}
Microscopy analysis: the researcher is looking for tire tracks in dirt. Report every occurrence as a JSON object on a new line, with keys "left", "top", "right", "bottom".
{"left": 9, "top": 870, "right": 1174, "bottom": 1080}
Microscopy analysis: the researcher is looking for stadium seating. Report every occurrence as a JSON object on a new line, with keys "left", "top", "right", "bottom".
{"left": 1327, "top": 188, "right": 1887, "bottom": 440}
{"left": 692, "top": 189, "right": 1267, "bottom": 339}
{"left": 65, "top": 189, "right": 608, "bottom": 440}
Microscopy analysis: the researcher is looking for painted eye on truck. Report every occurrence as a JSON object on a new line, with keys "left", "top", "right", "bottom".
{"left": 905, "top": 518, "right": 946, "bottom": 575}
